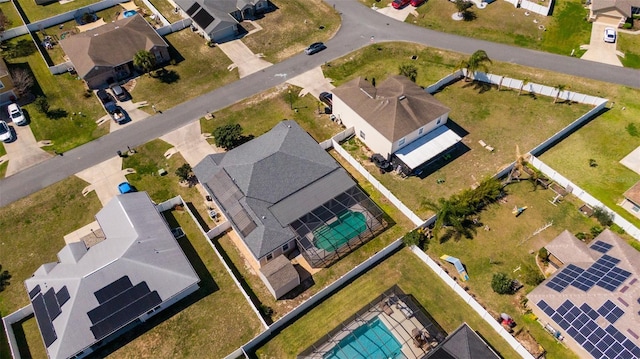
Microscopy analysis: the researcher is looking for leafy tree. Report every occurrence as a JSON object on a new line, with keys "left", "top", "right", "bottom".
{"left": 593, "top": 206, "right": 613, "bottom": 226}
{"left": 453, "top": 0, "right": 473, "bottom": 17}
{"left": 213, "top": 123, "right": 243, "bottom": 150}
{"left": 538, "top": 247, "right": 549, "bottom": 264}
{"left": 520, "top": 263, "right": 544, "bottom": 286}
{"left": 133, "top": 50, "right": 156, "bottom": 75}
{"left": 0, "top": 264, "right": 11, "bottom": 292}
{"left": 10, "top": 68, "right": 34, "bottom": 97}
{"left": 175, "top": 163, "right": 192, "bottom": 182}
{"left": 399, "top": 64, "right": 418, "bottom": 82}
{"left": 491, "top": 272, "right": 513, "bottom": 294}
{"left": 0, "top": 11, "right": 12, "bottom": 36}
{"left": 422, "top": 197, "right": 473, "bottom": 242}
{"left": 34, "top": 96, "right": 50, "bottom": 115}
{"left": 553, "top": 84, "right": 566, "bottom": 103}
{"left": 402, "top": 228, "right": 429, "bottom": 249}
{"left": 459, "top": 50, "right": 491, "bottom": 82}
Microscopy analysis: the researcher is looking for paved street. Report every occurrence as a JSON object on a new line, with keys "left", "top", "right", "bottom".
{"left": 1, "top": 0, "right": 639, "bottom": 207}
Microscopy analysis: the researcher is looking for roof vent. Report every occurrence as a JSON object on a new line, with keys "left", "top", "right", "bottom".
{"left": 261, "top": 216, "right": 266, "bottom": 219}
{"left": 398, "top": 95, "right": 407, "bottom": 101}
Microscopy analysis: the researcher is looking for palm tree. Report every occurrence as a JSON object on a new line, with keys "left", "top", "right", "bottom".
{"left": 518, "top": 77, "right": 530, "bottom": 96}
{"left": 553, "top": 84, "right": 566, "bottom": 103}
{"left": 422, "top": 197, "right": 472, "bottom": 242}
{"left": 133, "top": 50, "right": 156, "bottom": 75}
{"left": 459, "top": 50, "right": 491, "bottom": 82}
{"left": 454, "top": 0, "right": 472, "bottom": 18}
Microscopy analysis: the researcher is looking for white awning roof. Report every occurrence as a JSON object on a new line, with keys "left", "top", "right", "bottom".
{"left": 393, "top": 125, "right": 461, "bottom": 170}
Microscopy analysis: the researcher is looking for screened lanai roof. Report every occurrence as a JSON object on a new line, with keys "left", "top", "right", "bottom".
{"left": 394, "top": 125, "right": 461, "bottom": 170}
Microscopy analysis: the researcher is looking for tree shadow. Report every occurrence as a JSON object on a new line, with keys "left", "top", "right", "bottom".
{"left": 6, "top": 62, "right": 44, "bottom": 98}
{"left": 462, "top": 10, "right": 476, "bottom": 21}
{"left": 153, "top": 68, "right": 180, "bottom": 84}
{"left": 163, "top": 37, "right": 185, "bottom": 65}
{"left": 1, "top": 39, "right": 37, "bottom": 59}
{"left": 412, "top": 142, "right": 470, "bottom": 179}
{"left": 9, "top": 315, "right": 34, "bottom": 359}
{"left": 47, "top": 108, "right": 68, "bottom": 119}
{"left": 29, "top": 31, "right": 54, "bottom": 66}
{"left": 471, "top": 80, "right": 493, "bottom": 94}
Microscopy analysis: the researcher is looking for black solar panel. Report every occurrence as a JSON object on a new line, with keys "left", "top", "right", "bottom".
{"left": 192, "top": 9, "right": 215, "bottom": 29}
{"left": 90, "top": 291, "right": 161, "bottom": 340}
{"left": 43, "top": 288, "right": 61, "bottom": 321}
{"left": 88, "top": 282, "right": 152, "bottom": 324}
{"left": 94, "top": 276, "right": 133, "bottom": 304}
{"left": 32, "top": 294, "right": 57, "bottom": 347}
{"left": 29, "top": 285, "right": 41, "bottom": 299}
{"left": 591, "top": 240, "right": 613, "bottom": 253}
{"left": 185, "top": 2, "right": 200, "bottom": 16}
{"left": 56, "top": 286, "right": 70, "bottom": 307}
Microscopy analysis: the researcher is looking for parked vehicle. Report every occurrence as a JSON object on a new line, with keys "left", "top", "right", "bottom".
{"left": 370, "top": 154, "right": 392, "bottom": 171}
{"left": 604, "top": 27, "right": 616, "bottom": 43}
{"left": 118, "top": 182, "right": 135, "bottom": 194}
{"left": 305, "top": 42, "right": 326, "bottom": 55}
{"left": 7, "top": 103, "right": 26, "bottom": 126}
{"left": 410, "top": 0, "right": 426, "bottom": 6}
{"left": 97, "top": 89, "right": 115, "bottom": 105}
{"left": 0, "top": 120, "right": 13, "bottom": 142}
{"left": 110, "top": 84, "right": 129, "bottom": 101}
{"left": 392, "top": 0, "right": 411, "bottom": 8}
{"left": 106, "top": 102, "right": 127, "bottom": 124}
{"left": 319, "top": 92, "right": 332, "bottom": 107}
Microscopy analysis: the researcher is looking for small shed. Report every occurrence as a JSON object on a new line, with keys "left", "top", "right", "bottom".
{"left": 259, "top": 255, "right": 300, "bottom": 299}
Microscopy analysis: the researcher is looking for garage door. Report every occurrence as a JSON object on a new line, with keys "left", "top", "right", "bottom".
{"left": 596, "top": 14, "right": 622, "bottom": 26}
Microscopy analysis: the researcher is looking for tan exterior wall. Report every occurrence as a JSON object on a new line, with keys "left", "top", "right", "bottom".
{"left": 0, "top": 74, "right": 16, "bottom": 95}
{"left": 333, "top": 96, "right": 394, "bottom": 158}
{"left": 390, "top": 112, "right": 449, "bottom": 154}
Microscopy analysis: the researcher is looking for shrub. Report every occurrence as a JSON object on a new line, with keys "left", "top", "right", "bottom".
{"left": 402, "top": 228, "right": 429, "bottom": 250}
{"left": 610, "top": 223, "right": 625, "bottom": 234}
{"left": 491, "top": 272, "right": 514, "bottom": 294}
{"left": 213, "top": 123, "right": 243, "bottom": 150}
{"left": 34, "top": 96, "right": 49, "bottom": 115}
{"left": 538, "top": 247, "right": 549, "bottom": 263}
{"left": 175, "top": 163, "right": 192, "bottom": 182}
{"left": 590, "top": 225, "right": 603, "bottom": 238}
{"left": 575, "top": 232, "right": 589, "bottom": 241}
{"left": 589, "top": 158, "right": 597, "bottom": 167}
{"left": 520, "top": 263, "right": 544, "bottom": 286}
{"left": 627, "top": 123, "right": 639, "bottom": 137}
{"left": 399, "top": 64, "right": 418, "bottom": 82}
{"left": 622, "top": 23, "right": 632, "bottom": 29}
{"left": 593, "top": 206, "right": 613, "bottom": 226}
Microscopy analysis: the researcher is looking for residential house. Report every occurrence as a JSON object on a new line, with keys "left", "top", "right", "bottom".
{"left": 425, "top": 323, "right": 501, "bottom": 359}
{"left": 60, "top": 14, "right": 169, "bottom": 89}
{"left": 0, "top": 58, "right": 17, "bottom": 105}
{"left": 24, "top": 192, "right": 200, "bottom": 359}
{"left": 589, "top": 0, "right": 640, "bottom": 27}
{"left": 527, "top": 230, "right": 640, "bottom": 359}
{"left": 175, "top": 0, "right": 270, "bottom": 42}
{"left": 194, "top": 120, "right": 386, "bottom": 299}
{"left": 621, "top": 180, "right": 640, "bottom": 219}
{"left": 332, "top": 75, "right": 460, "bottom": 175}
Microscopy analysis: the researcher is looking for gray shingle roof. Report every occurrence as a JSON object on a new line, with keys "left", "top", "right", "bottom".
{"left": 259, "top": 254, "right": 300, "bottom": 296}
{"left": 174, "top": 0, "right": 240, "bottom": 35}
{"left": 194, "top": 120, "right": 357, "bottom": 260}
{"left": 332, "top": 75, "right": 450, "bottom": 142}
{"left": 426, "top": 323, "right": 501, "bottom": 359}
{"left": 59, "top": 14, "right": 168, "bottom": 79}
{"left": 545, "top": 230, "right": 595, "bottom": 264}
{"left": 24, "top": 192, "right": 199, "bottom": 359}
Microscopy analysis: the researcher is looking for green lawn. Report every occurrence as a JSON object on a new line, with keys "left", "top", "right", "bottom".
{"left": 146, "top": 0, "right": 182, "bottom": 23}
{"left": 3, "top": 35, "right": 107, "bottom": 153}
{"left": 241, "top": 0, "right": 340, "bottom": 62}
{"left": 619, "top": 31, "right": 640, "bottom": 68}
{"left": 254, "top": 248, "right": 523, "bottom": 359}
{"left": 130, "top": 29, "right": 237, "bottom": 113}
{"left": 0, "top": 2, "right": 24, "bottom": 30}
{"left": 13, "top": 0, "right": 99, "bottom": 23}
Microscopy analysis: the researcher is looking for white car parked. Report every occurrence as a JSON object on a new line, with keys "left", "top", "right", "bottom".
{"left": 604, "top": 27, "right": 616, "bottom": 43}
{"left": 8, "top": 103, "right": 26, "bottom": 125}
{"left": 0, "top": 120, "right": 13, "bottom": 142}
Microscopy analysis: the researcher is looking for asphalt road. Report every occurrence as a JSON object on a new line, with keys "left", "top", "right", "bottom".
{"left": 1, "top": 0, "right": 639, "bottom": 207}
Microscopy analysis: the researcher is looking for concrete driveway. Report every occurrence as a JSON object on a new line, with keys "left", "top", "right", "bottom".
{"left": 581, "top": 22, "right": 623, "bottom": 67}
{"left": 75, "top": 156, "right": 135, "bottom": 206}
{"left": 376, "top": 3, "right": 417, "bottom": 22}
{"left": 95, "top": 98, "right": 151, "bottom": 131}
{"left": 286, "top": 67, "right": 335, "bottom": 98}
{"left": 160, "top": 121, "right": 217, "bottom": 166}
{"left": 2, "top": 123, "right": 52, "bottom": 177}
{"left": 217, "top": 40, "right": 273, "bottom": 78}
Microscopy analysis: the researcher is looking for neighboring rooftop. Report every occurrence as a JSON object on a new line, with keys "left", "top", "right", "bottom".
{"left": 591, "top": 0, "right": 640, "bottom": 18}
{"left": 623, "top": 180, "right": 640, "bottom": 206}
{"left": 545, "top": 229, "right": 595, "bottom": 264}
{"left": 59, "top": 14, "right": 168, "bottom": 78}
{"left": 425, "top": 323, "right": 501, "bottom": 359}
{"left": 332, "top": 75, "right": 450, "bottom": 142}
{"left": 194, "top": 120, "right": 357, "bottom": 260}
{"left": 528, "top": 229, "right": 640, "bottom": 359}
{"left": 174, "top": 0, "right": 242, "bottom": 36}
{"left": 24, "top": 192, "right": 199, "bottom": 359}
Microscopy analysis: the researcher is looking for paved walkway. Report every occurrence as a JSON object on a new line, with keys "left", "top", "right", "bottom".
{"left": 160, "top": 121, "right": 217, "bottom": 166}
{"left": 75, "top": 156, "right": 135, "bottom": 206}
{"left": 581, "top": 22, "right": 623, "bottom": 67}
{"left": 286, "top": 67, "right": 335, "bottom": 98}
{"left": 3, "top": 124, "right": 52, "bottom": 177}
{"left": 375, "top": 3, "right": 417, "bottom": 21}
{"left": 620, "top": 146, "right": 640, "bottom": 175}
{"left": 217, "top": 40, "right": 273, "bottom": 78}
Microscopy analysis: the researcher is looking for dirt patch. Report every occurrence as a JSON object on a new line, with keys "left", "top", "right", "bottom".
{"left": 515, "top": 328, "right": 546, "bottom": 358}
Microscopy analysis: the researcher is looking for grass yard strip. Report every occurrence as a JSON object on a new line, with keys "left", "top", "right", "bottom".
{"left": 4, "top": 34, "right": 107, "bottom": 153}
{"left": 618, "top": 33, "right": 640, "bottom": 71}
{"left": 240, "top": 0, "right": 340, "bottom": 63}
{"left": 0, "top": 2, "right": 24, "bottom": 30}
{"left": 254, "top": 248, "right": 521, "bottom": 359}
{"left": 200, "top": 85, "right": 341, "bottom": 143}
{"left": 146, "top": 0, "right": 183, "bottom": 23}
{"left": 130, "top": 29, "right": 237, "bottom": 112}
{"left": 13, "top": 0, "right": 99, "bottom": 23}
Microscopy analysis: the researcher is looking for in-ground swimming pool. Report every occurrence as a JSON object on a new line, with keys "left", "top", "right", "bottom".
{"left": 323, "top": 317, "right": 405, "bottom": 359}
{"left": 123, "top": 10, "right": 137, "bottom": 17}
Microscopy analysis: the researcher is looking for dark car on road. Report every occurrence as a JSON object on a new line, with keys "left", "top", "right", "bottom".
{"left": 370, "top": 154, "right": 392, "bottom": 172}
{"left": 305, "top": 42, "right": 326, "bottom": 55}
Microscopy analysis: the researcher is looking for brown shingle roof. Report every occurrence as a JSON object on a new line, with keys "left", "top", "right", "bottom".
{"left": 545, "top": 230, "right": 594, "bottom": 264}
{"left": 591, "top": 0, "right": 640, "bottom": 18}
{"left": 624, "top": 180, "right": 640, "bottom": 205}
{"left": 60, "top": 14, "right": 168, "bottom": 79}
{"left": 332, "top": 75, "right": 450, "bottom": 142}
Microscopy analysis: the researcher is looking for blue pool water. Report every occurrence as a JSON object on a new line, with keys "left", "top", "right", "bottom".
{"left": 324, "top": 317, "right": 405, "bottom": 359}
{"left": 123, "top": 10, "right": 137, "bottom": 18}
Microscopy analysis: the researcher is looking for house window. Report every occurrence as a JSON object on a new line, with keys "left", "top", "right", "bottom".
{"left": 0, "top": 80, "right": 4, "bottom": 90}
{"left": 437, "top": 118, "right": 441, "bottom": 125}
{"left": 418, "top": 127, "right": 424, "bottom": 135}
{"left": 398, "top": 138, "right": 405, "bottom": 146}
{"left": 360, "top": 130, "right": 365, "bottom": 139}
{"left": 633, "top": 205, "right": 640, "bottom": 213}
{"left": 282, "top": 243, "right": 289, "bottom": 251}
{"left": 266, "top": 253, "right": 273, "bottom": 261}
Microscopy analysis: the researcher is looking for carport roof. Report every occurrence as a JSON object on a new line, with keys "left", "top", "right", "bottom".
{"left": 393, "top": 125, "right": 461, "bottom": 170}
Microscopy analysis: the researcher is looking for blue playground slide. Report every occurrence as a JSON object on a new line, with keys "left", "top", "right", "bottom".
{"left": 440, "top": 255, "right": 470, "bottom": 281}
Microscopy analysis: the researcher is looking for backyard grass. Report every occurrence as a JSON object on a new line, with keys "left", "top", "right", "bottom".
{"left": 0, "top": 2, "right": 24, "bottom": 30}
{"left": 216, "top": 148, "right": 415, "bottom": 321}
{"left": 3, "top": 34, "right": 107, "bottom": 153}
{"left": 200, "top": 84, "right": 341, "bottom": 143}
{"left": 254, "top": 248, "right": 523, "bottom": 359}
{"left": 130, "top": 29, "right": 238, "bottom": 112}
{"left": 146, "top": 0, "right": 182, "bottom": 23}
{"left": 240, "top": 0, "right": 340, "bottom": 62}
{"left": 13, "top": 0, "right": 99, "bottom": 23}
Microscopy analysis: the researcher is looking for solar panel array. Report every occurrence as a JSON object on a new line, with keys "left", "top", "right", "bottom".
{"left": 591, "top": 240, "right": 613, "bottom": 254}
{"left": 30, "top": 286, "right": 71, "bottom": 347}
{"left": 538, "top": 299, "right": 640, "bottom": 359}
{"left": 88, "top": 276, "right": 162, "bottom": 341}
{"left": 545, "top": 255, "right": 631, "bottom": 293}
